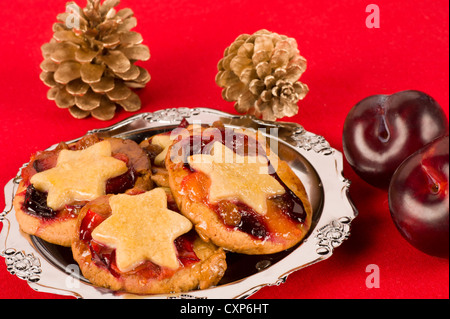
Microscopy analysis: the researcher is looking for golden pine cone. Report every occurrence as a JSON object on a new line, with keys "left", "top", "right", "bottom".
{"left": 215, "top": 30, "right": 309, "bottom": 121}
{"left": 40, "top": 0, "right": 150, "bottom": 120}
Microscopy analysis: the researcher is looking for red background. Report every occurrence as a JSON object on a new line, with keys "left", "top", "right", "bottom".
{"left": 0, "top": 0, "right": 448, "bottom": 299}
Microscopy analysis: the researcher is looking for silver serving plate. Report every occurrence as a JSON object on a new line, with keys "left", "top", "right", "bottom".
{"left": 0, "top": 107, "right": 357, "bottom": 299}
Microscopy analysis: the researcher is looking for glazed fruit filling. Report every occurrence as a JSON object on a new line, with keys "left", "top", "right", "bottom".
{"left": 214, "top": 200, "right": 268, "bottom": 239}
{"left": 177, "top": 127, "right": 307, "bottom": 240}
{"left": 79, "top": 208, "right": 200, "bottom": 279}
{"left": 23, "top": 185, "right": 56, "bottom": 219}
{"left": 105, "top": 167, "right": 136, "bottom": 195}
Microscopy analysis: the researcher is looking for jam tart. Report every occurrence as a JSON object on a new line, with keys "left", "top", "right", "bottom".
{"left": 165, "top": 124, "right": 313, "bottom": 255}
{"left": 13, "top": 134, "right": 153, "bottom": 247}
{"left": 71, "top": 188, "right": 227, "bottom": 294}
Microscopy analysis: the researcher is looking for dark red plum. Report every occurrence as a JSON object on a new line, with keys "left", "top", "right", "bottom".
{"left": 389, "top": 135, "right": 449, "bottom": 258}
{"left": 343, "top": 90, "right": 448, "bottom": 188}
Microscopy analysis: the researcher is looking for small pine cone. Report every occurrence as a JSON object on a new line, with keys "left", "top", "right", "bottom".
{"left": 40, "top": 0, "right": 150, "bottom": 120}
{"left": 216, "top": 30, "right": 309, "bottom": 121}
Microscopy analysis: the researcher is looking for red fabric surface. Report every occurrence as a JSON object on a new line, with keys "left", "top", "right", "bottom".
{"left": 0, "top": 0, "right": 448, "bottom": 299}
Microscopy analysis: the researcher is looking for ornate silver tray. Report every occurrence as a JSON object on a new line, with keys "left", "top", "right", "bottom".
{"left": 0, "top": 107, "right": 357, "bottom": 299}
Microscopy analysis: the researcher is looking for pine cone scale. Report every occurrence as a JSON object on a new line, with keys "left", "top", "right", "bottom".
{"left": 115, "top": 64, "right": 140, "bottom": 81}
{"left": 102, "top": 33, "right": 121, "bottom": 48}
{"left": 117, "top": 17, "right": 137, "bottom": 32}
{"left": 248, "top": 79, "right": 264, "bottom": 96}
{"left": 51, "top": 44, "right": 78, "bottom": 63}
{"left": 120, "top": 45, "right": 150, "bottom": 61}
{"left": 125, "top": 67, "right": 150, "bottom": 88}
{"left": 66, "top": 79, "right": 90, "bottom": 95}
{"left": 75, "top": 48, "right": 98, "bottom": 63}
{"left": 116, "top": 8, "right": 134, "bottom": 19}
{"left": 284, "top": 65, "right": 303, "bottom": 83}
{"left": 40, "top": 72, "right": 57, "bottom": 87}
{"left": 224, "top": 81, "right": 246, "bottom": 102}
{"left": 255, "top": 62, "right": 270, "bottom": 80}
{"left": 215, "top": 70, "right": 238, "bottom": 88}
{"left": 117, "top": 91, "right": 141, "bottom": 111}
{"left": 75, "top": 89, "right": 102, "bottom": 110}
{"left": 41, "top": 42, "right": 59, "bottom": 58}
{"left": 91, "top": 97, "right": 116, "bottom": 120}
{"left": 47, "top": 87, "right": 59, "bottom": 100}
{"left": 69, "top": 106, "right": 90, "bottom": 119}
{"left": 106, "top": 80, "right": 132, "bottom": 101}
{"left": 53, "top": 30, "right": 84, "bottom": 45}
{"left": 80, "top": 63, "right": 105, "bottom": 83}
{"left": 90, "top": 76, "right": 115, "bottom": 93}
{"left": 100, "top": 51, "right": 130, "bottom": 73}
{"left": 270, "top": 49, "right": 290, "bottom": 70}
{"left": 294, "top": 82, "right": 309, "bottom": 99}
{"left": 54, "top": 61, "right": 81, "bottom": 84}
{"left": 100, "top": 0, "right": 120, "bottom": 15}
{"left": 55, "top": 88, "right": 75, "bottom": 108}
{"left": 253, "top": 34, "right": 273, "bottom": 56}
{"left": 120, "top": 31, "right": 143, "bottom": 45}
{"left": 40, "top": 59, "right": 59, "bottom": 73}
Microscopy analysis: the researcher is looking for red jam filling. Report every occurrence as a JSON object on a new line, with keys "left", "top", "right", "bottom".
{"left": 21, "top": 185, "right": 85, "bottom": 222}
{"left": 105, "top": 167, "right": 136, "bottom": 195}
{"left": 23, "top": 185, "right": 56, "bottom": 219}
{"left": 79, "top": 208, "right": 200, "bottom": 280}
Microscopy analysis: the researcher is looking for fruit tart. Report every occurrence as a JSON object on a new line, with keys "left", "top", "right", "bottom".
{"left": 71, "top": 188, "right": 227, "bottom": 294}
{"left": 13, "top": 134, "right": 153, "bottom": 247}
{"left": 166, "top": 124, "right": 313, "bottom": 255}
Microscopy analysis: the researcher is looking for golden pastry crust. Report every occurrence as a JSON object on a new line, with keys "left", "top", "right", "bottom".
{"left": 71, "top": 195, "right": 227, "bottom": 294}
{"left": 166, "top": 125, "right": 313, "bottom": 255}
{"left": 13, "top": 135, "right": 152, "bottom": 247}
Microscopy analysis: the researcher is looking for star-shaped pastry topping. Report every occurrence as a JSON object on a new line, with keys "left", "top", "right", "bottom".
{"left": 188, "top": 142, "right": 285, "bottom": 215}
{"left": 30, "top": 140, "right": 128, "bottom": 210}
{"left": 91, "top": 188, "right": 192, "bottom": 272}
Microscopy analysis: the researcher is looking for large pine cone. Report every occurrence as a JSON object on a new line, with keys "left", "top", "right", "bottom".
{"left": 216, "top": 30, "right": 308, "bottom": 121}
{"left": 40, "top": 0, "right": 150, "bottom": 120}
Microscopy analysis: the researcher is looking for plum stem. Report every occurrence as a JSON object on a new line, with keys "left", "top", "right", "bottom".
{"left": 421, "top": 161, "right": 444, "bottom": 196}
{"left": 377, "top": 104, "right": 391, "bottom": 143}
